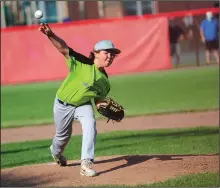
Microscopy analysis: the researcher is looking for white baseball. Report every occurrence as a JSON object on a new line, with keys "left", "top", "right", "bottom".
{"left": 34, "top": 10, "right": 43, "bottom": 19}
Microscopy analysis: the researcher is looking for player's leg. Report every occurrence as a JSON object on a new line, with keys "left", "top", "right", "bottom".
{"left": 50, "top": 97, "right": 75, "bottom": 166}
{"left": 172, "top": 43, "right": 179, "bottom": 68}
{"left": 170, "top": 43, "right": 175, "bottom": 57}
{"left": 170, "top": 43, "right": 176, "bottom": 67}
{"left": 74, "top": 102, "right": 97, "bottom": 176}
{"left": 175, "top": 43, "right": 181, "bottom": 67}
{"left": 213, "top": 50, "right": 219, "bottom": 64}
{"left": 205, "top": 50, "right": 211, "bottom": 65}
{"left": 205, "top": 41, "right": 211, "bottom": 65}
{"left": 211, "top": 40, "right": 219, "bottom": 64}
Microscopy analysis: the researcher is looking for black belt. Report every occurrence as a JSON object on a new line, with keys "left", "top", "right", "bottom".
{"left": 57, "top": 99, "right": 76, "bottom": 107}
{"left": 57, "top": 98, "right": 91, "bottom": 107}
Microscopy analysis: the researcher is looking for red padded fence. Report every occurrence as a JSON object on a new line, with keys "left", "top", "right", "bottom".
{"left": 1, "top": 7, "right": 218, "bottom": 85}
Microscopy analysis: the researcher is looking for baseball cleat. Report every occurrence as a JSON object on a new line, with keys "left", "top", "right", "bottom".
{"left": 50, "top": 145, "right": 67, "bottom": 166}
{"left": 80, "top": 159, "right": 97, "bottom": 177}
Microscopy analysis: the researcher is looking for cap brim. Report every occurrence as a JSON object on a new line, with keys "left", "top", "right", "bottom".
{"left": 106, "top": 48, "right": 121, "bottom": 54}
{"left": 95, "top": 48, "right": 121, "bottom": 54}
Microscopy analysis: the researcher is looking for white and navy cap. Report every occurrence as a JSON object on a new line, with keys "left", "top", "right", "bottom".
{"left": 94, "top": 40, "right": 121, "bottom": 54}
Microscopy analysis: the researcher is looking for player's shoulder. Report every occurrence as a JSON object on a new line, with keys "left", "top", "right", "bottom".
{"left": 68, "top": 47, "right": 94, "bottom": 65}
{"left": 102, "top": 69, "right": 108, "bottom": 78}
{"left": 200, "top": 19, "right": 206, "bottom": 27}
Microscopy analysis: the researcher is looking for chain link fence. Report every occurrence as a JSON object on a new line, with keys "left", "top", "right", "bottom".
{"left": 170, "top": 11, "right": 219, "bottom": 67}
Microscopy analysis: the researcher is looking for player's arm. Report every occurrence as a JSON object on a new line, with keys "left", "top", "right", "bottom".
{"left": 94, "top": 86, "right": 111, "bottom": 108}
{"left": 177, "top": 26, "right": 185, "bottom": 41}
{"left": 38, "top": 23, "right": 70, "bottom": 59}
{"left": 178, "top": 34, "right": 184, "bottom": 41}
{"left": 48, "top": 32, "right": 69, "bottom": 59}
{"left": 200, "top": 29, "right": 205, "bottom": 42}
{"left": 200, "top": 21, "right": 205, "bottom": 42}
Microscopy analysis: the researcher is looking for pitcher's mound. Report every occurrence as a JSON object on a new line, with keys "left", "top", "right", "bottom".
{"left": 1, "top": 154, "right": 218, "bottom": 187}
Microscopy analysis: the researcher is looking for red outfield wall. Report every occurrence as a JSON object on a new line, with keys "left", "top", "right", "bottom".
{"left": 1, "top": 17, "right": 170, "bottom": 85}
{"left": 1, "top": 8, "right": 218, "bottom": 85}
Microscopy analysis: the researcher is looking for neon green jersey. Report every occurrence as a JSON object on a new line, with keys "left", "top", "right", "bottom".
{"left": 56, "top": 48, "right": 110, "bottom": 106}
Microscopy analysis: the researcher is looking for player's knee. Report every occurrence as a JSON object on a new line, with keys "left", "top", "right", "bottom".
{"left": 83, "top": 118, "right": 96, "bottom": 134}
{"left": 55, "top": 133, "right": 71, "bottom": 144}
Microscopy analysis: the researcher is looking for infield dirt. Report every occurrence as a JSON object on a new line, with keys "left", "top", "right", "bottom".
{"left": 1, "top": 110, "right": 219, "bottom": 187}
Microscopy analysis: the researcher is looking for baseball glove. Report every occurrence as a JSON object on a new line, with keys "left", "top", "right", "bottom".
{"left": 96, "top": 97, "right": 124, "bottom": 123}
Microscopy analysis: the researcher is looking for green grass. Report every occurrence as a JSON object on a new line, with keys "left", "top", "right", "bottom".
{"left": 1, "top": 66, "right": 218, "bottom": 128}
{"left": 1, "top": 126, "right": 218, "bottom": 169}
{"left": 149, "top": 172, "right": 219, "bottom": 187}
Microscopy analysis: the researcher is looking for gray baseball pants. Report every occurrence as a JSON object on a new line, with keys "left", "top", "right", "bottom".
{"left": 50, "top": 96, "right": 97, "bottom": 161}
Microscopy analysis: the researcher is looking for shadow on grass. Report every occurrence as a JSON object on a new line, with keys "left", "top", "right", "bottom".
{"left": 100, "top": 128, "right": 219, "bottom": 142}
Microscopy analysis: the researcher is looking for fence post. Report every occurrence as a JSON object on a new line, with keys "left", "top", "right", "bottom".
{"left": 194, "top": 19, "right": 201, "bottom": 66}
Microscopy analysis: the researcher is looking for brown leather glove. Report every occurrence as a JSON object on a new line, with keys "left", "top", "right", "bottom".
{"left": 96, "top": 97, "right": 124, "bottom": 123}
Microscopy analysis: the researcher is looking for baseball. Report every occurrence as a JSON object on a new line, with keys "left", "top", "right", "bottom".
{"left": 34, "top": 10, "right": 43, "bottom": 19}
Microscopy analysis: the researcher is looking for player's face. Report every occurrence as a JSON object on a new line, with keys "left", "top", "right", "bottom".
{"left": 97, "top": 50, "right": 117, "bottom": 67}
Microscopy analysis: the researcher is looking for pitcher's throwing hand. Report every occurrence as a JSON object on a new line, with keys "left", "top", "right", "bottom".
{"left": 38, "top": 23, "right": 53, "bottom": 36}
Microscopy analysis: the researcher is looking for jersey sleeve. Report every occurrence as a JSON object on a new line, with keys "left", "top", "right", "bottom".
{"left": 94, "top": 87, "right": 110, "bottom": 102}
{"left": 65, "top": 48, "right": 77, "bottom": 69}
{"left": 65, "top": 47, "right": 93, "bottom": 70}
{"left": 94, "top": 96, "right": 105, "bottom": 104}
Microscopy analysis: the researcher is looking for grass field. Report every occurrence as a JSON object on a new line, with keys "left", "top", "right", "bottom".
{"left": 1, "top": 126, "right": 219, "bottom": 186}
{"left": 1, "top": 126, "right": 218, "bottom": 169}
{"left": 1, "top": 66, "right": 218, "bottom": 128}
{"left": 149, "top": 172, "right": 219, "bottom": 187}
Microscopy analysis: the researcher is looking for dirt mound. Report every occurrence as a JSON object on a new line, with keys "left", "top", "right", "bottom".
{"left": 2, "top": 111, "right": 219, "bottom": 187}
{"left": 1, "top": 154, "right": 218, "bottom": 187}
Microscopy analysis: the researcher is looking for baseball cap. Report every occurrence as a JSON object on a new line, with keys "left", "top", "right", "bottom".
{"left": 94, "top": 40, "right": 121, "bottom": 54}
